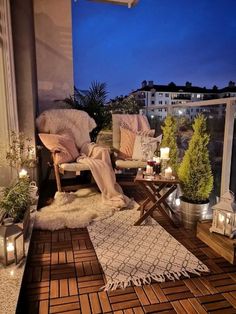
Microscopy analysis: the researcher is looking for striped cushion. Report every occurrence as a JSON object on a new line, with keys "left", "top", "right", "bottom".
{"left": 119, "top": 127, "right": 136, "bottom": 158}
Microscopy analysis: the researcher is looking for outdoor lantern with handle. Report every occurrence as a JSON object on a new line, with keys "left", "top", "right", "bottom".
{"left": 0, "top": 218, "right": 25, "bottom": 266}
{"left": 210, "top": 191, "right": 236, "bottom": 238}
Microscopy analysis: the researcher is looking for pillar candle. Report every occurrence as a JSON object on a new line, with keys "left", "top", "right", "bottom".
{"left": 160, "top": 147, "right": 170, "bottom": 159}
{"left": 164, "top": 167, "right": 172, "bottom": 179}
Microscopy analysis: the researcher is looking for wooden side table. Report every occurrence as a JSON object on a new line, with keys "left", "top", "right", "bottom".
{"left": 134, "top": 172, "right": 179, "bottom": 226}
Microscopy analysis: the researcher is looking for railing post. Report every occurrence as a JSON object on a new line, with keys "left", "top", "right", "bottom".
{"left": 221, "top": 100, "right": 236, "bottom": 195}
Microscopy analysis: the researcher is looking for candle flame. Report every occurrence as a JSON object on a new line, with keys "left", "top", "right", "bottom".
{"left": 7, "top": 242, "right": 14, "bottom": 252}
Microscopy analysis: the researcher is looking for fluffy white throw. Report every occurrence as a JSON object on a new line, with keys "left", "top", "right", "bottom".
{"left": 36, "top": 109, "right": 96, "bottom": 149}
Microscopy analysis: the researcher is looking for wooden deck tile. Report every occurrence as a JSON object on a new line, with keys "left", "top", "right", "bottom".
{"left": 39, "top": 299, "right": 49, "bottom": 314}
{"left": 143, "top": 302, "right": 174, "bottom": 313}
{"left": 89, "top": 293, "right": 102, "bottom": 314}
{"left": 80, "top": 294, "right": 92, "bottom": 314}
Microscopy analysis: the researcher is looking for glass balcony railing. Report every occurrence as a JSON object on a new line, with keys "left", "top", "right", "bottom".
{"left": 147, "top": 97, "right": 236, "bottom": 209}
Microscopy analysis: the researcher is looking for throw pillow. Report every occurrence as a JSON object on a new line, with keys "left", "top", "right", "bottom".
{"left": 39, "top": 133, "right": 80, "bottom": 164}
{"left": 119, "top": 127, "right": 136, "bottom": 159}
{"left": 120, "top": 121, "right": 155, "bottom": 137}
{"left": 132, "top": 134, "right": 162, "bottom": 161}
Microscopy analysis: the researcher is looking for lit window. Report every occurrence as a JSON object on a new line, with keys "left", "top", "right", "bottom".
{"left": 197, "top": 94, "right": 201, "bottom": 99}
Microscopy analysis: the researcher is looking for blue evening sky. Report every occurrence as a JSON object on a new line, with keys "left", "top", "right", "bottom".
{"left": 72, "top": 0, "right": 236, "bottom": 99}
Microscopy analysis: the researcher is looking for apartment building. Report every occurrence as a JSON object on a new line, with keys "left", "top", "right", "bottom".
{"left": 131, "top": 80, "right": 236, "bottom": 120}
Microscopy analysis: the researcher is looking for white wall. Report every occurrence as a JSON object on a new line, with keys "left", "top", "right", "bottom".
{"left": 34, "top": 0, "right": 74, "bottom": 113}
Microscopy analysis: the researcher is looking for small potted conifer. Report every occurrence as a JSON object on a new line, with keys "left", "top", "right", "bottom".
{"left": 178, "top": 114, "right": 213, "bottom": 229}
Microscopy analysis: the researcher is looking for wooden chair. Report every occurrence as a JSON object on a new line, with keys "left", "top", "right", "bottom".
{"left": 51, "top": 150, "right": 91, "bottom": 192}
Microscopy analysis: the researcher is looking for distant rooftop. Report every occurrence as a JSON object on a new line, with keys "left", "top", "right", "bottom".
{"left": 133, "top": 80, "right": 236, "bottom": 94}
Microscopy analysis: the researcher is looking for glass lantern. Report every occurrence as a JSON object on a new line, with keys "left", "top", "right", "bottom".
{"left": 210, "top": 192, "right": 236, "bottom": 237}
{"left": 0, "top": 218, "right": 25, "bottom": 266}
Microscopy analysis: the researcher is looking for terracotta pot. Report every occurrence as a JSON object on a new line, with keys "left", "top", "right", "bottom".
{"left": 180, "top": 197, "right": 209, "bottom": 230}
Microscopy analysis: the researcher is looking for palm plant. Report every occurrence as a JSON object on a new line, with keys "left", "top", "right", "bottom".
{"left": 63, "top": 81, "right": 110, "bottom": 141}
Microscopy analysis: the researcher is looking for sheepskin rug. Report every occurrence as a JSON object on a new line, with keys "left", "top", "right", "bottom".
{"left": 34, "top": 187, "right": 139, "bottom": 231}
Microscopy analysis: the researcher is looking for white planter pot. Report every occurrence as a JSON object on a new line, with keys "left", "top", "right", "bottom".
{"left": 180, "top": 197, "right": 209, "bottom": 230}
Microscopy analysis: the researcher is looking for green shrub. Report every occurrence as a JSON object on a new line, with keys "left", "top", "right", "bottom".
{"left": 178, "top": 114, "right": 213, "bottom": 202}
{"left": 0, "top": 178, "right": 30, "bottom": 222}
{"left": 161, "top": 114, "right": 179, "bottom": 173}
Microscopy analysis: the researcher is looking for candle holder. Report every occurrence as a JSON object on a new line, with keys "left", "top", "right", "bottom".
{"left": 0, "top": 218, "right": 25, "bottom": 266}
{"left": 160, "top": 158, "right": 169, "bottom": 177}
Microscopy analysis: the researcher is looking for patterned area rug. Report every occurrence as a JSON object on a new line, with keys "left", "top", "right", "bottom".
{"left": 87, "top": 209, "right": 209, "bottom": 291}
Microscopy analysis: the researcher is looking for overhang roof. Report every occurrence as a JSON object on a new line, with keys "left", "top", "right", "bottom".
{"left": 88, "top": 0, "right": 139, "bottom": 8}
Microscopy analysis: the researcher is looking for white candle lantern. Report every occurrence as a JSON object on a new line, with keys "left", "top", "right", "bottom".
{"left": 210, "top": 191, "right": 236, "bottom": 238}
{"left": 160, "top": 147, "right": 170, "bottom": 159}
{"left": 0, "top": 218, "right": 25, "bottom": 266}
{"left": 19, "top": 169, "right": 28, "bottom": 179}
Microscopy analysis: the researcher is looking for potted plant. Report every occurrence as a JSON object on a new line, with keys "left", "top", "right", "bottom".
{"left": 178, "top": 114, "right": 213, "bottom": 229}
{"left": 6, "top": 131, "right": 37, "bottom": 174}
{"left": 0, "top": 178, "right": 31, "bottom": 237}
{"left": 0, "top": 131, "right": 37, "bottom": 237}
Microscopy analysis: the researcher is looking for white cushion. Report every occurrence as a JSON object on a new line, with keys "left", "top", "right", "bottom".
{"left": 59, "top": 162, "right": 90, "bottom": 172}
{"left": 115, "top": 159, "right": 146, "bottom": 169}
{"left": 132, "top": 134, "right": 162, "bottom": 160}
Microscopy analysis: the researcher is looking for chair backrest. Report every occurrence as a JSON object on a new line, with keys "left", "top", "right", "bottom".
{"left": 112, "top": 114, "right": 150, "bottom": 151}
{"left": 36, "top": 109, "right": 96, "bottom": 149}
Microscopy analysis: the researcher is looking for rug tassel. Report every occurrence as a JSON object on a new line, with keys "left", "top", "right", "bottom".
{"left": 101, "top": 265, "right": 209, "bottom": 291}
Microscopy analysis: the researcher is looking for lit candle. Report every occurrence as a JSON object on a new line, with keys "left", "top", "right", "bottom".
{"left": 175, "top": 198, "right": 181, "bottom": 206}
{"left": 146, "top": 165, "right": 153, "bottom": 174}
{"left": 7, "top": 242, "right": 14, "bottom": 252}
{"left": 7, "top": 242, "right": 14, "bottom": 261}
{"left": 164, "top": 167, "right": 172, "bottom": 179}
{"left": 218, "top": 213, "right": 225, "bottom": 233}
{"left": 160, "top": 147, "right": 170, "bottom": 159}
{"left": 19, "top": 169, "right": 28, "bottom": 179}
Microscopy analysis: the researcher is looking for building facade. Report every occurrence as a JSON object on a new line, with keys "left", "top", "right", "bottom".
{"left": 131, "top": 80, "right": 236, "bottom": 120}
